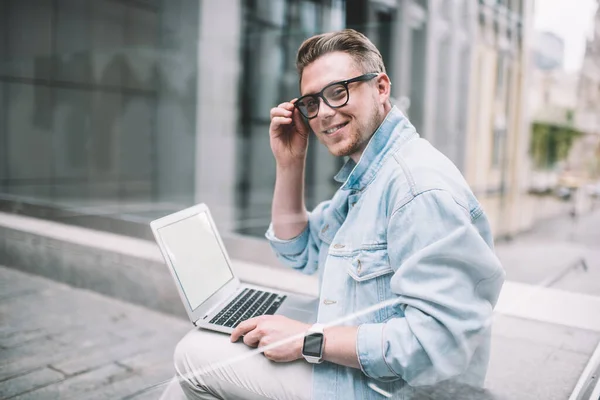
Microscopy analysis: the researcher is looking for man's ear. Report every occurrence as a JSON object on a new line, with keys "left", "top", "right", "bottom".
{"left": 376, "top": 74, "right": 392, "bottom": 104}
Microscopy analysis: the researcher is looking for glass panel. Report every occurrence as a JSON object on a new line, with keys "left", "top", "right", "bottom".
{"left": 237, "top": 0, "right": 345, "bottom": 235}
{"left": 2, "top": 0, "right": 53, "bottom": 80}
{"left": 374, "top": 9, "right": 395, "bottom": 79}
{"left": 0, "top": 82, "right": 6, "bottom": 194}
{"left": 0, "top": 0, "right": 198, "bottom": 218}
{"left": 409, "top": 24, "right": 427, "bottom": 135}
{"left": 6, "top": 83, "right": 54, "bottom": 199}
{"left": 52, "top": 88, "right": 91, "bottom": 201}
{"left": 435, "top": 35, "right": 452, "bottom": 159}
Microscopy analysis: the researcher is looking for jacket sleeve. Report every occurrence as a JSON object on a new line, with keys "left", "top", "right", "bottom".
{"left": 264, "top": 200, "right": 331, "bottom": 276}
{"left": 356, "top": 189, "right": 505, "bottom": 386}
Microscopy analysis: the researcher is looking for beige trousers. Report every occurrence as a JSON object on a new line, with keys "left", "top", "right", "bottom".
{"left": 159, "top": 328, "right": 313, "bottom": 400}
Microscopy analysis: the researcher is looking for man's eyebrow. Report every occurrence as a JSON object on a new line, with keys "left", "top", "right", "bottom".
{"left": 301, "top": 78, "right": 344, "bottom": 96}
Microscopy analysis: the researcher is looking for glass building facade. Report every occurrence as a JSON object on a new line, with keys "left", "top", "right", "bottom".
{"left": 0, "top": 0, "right": 522, "bottom": 240}
{"left": 0, "top": 0, "right": 406, "bottom": 239}
{"left": 0, "top": 0, "right": 200, "bottom": 224}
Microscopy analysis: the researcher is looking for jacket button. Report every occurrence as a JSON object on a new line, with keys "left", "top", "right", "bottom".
{"left": 357, "top": 259, "right": 362, "bottom": 274}
{"left": 333, "top": 244, "right": 345, "bottom": 249}
{"left": 321, "top": 224, "right": 329, "bottom": 234}
{"left": 323, "top": 299, "right": 337, "bottom": 305}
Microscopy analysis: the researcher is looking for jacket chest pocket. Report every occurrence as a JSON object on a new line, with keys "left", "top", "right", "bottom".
{"left": 331, "top": 246, "right": 398, "bottom": 323}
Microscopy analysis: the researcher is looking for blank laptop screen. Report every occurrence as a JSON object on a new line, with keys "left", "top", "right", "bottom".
{"left": 157, "top": 211, "right": 234, "bottom": 311}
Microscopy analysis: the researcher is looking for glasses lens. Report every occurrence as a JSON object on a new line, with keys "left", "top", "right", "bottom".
{"left": 297, "top": 96, "right": 320, "bottom": 118}
{"left": 323, "top": 84, "right": 348, "bottom": 107}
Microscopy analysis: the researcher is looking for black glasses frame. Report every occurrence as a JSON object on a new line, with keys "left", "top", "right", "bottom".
{"left": 295, "top": 72, "right": 379, "bottom": 119}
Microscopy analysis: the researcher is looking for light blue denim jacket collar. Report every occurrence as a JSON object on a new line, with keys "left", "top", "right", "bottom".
{"left": 333, "top": 106, "right": 415, "bottom": 191}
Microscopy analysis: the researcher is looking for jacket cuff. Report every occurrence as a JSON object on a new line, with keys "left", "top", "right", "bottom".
{"left": 357, "top": 323, "right": 398, "bottom": 380}
{"left": 264, "top": 223, "right": 309, "bottom": 257}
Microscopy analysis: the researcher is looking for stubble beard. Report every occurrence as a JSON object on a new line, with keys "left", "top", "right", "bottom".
{"left": 334, "top": 102, "right": 383, "bottom": 158}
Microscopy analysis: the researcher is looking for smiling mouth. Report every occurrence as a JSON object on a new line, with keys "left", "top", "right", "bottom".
{"left": 324, "top": 122, "right": 349, "bottom": 135}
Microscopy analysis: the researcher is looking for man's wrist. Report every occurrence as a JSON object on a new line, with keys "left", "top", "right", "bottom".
{"left": 321, "top": 326, "right": 361, "bottom": 369}
{"left": 276, "top": 157, "right": 306, "bottom": 171}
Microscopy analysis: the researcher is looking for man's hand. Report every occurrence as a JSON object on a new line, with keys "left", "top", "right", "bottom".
{"left": 269, "top": 100, "right": 310, "bottom": 168}
{"left": 230, "top": 315, "right": 310, "bottom": 363}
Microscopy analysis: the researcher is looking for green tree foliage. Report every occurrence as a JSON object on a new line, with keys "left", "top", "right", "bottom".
{"left": 530, "top": 122, "right": 582, "bottom": 170}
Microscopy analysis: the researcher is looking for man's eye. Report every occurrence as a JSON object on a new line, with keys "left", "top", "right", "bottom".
{"left": 327, "top": 86, "right": 346, "bottom": 99}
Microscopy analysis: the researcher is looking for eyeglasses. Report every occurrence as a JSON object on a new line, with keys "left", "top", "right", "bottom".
{"left": 295, "top": 73, "right": 379, "bottom": 119}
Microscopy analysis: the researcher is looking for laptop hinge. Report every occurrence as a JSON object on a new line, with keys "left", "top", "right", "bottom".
{"left": 202, "top": 304, "right": 220, "bottom": 322}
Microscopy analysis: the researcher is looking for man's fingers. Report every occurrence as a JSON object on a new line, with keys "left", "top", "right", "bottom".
{"left": 271, "top": 116, "right": 292, "bottom": 129}
{"left": 277, "top": 101, "right": 296, "bottom": 110}
{"left": 258, "top": 337, "right": 273, "bottom": 352}
{"left": 242, "top": 329, "right": 261, "bottom": 347}
{"left": 230, "top": 318, "right": 259, "bottom": 342}
{"left": 270, "top": 107, "right": 292, "bottom": 119}
{"left": 291, "top": 107, "right": 306, "bottom": 127}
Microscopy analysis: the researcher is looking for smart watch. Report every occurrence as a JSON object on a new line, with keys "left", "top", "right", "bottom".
{"left": 302, "top": 323, "right": 325, "bottom": 364}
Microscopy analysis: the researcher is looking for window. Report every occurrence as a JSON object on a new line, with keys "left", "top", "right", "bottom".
{"left": 0, "top": 0, "right": 199, "bottom": 218}
{"left": 492, "top": 54, "right": 510, "bottom": 168}
{"left": 236, "top": 0, "right": 345, "bottom": 236}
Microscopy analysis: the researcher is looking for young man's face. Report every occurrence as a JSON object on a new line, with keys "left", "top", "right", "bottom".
{"left": 299, "top": 51, "right": 391, "bottom": 161}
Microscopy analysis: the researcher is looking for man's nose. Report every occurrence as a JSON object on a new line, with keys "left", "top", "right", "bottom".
{"left": 319, "top": 98, "right": 336, "bottom": 118}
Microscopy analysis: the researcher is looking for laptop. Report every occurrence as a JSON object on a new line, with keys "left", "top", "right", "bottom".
{"left": 150, "top": 203, "right": 318, "bottom": 334}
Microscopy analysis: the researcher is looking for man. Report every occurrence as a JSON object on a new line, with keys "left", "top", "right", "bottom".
{"left": 162, "top": 29, "right": 504, "bottom": 399}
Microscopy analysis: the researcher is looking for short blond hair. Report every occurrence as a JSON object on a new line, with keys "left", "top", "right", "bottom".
{"left": 296, "top": 29, "right": 386, "bottom": 83}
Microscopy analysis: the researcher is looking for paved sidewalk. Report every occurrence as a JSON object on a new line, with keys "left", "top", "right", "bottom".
{"left": 0, "top": 266, "right": 190, "bottom": 400}
{"left": 495, "top": 208, "right": 600, "bottom": 296}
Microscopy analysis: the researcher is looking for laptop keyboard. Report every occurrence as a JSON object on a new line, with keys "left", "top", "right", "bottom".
{"left": 209, "top": 288, "right": 286, "bottom": 328}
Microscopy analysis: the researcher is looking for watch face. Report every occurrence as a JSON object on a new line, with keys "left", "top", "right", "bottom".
{"left": 302, "top": 333, "right": 324, "bottom": 357}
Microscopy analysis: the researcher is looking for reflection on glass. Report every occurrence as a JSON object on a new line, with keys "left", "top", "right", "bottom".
{"left": 0, "top": 0, "right": 198, "bottom": 219}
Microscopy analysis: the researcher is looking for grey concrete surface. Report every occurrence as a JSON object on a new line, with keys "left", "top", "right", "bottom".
{"left": 0, "top": 214, "right": 189, "bottom": 319}
{"left": 496, "top": 208, "right": 600, "bottom": 296}
{"left": 486, "top": 314, "right": 599, "bottom": 400}
{"left": 0, "top": 266, "right": 190, "bottom": 400}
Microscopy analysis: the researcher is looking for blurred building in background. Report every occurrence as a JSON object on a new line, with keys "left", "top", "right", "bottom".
{"left": 527, "top": 3, "right": 600, "bottom": 223}
{"left": 528, "top": 30, "right": 581, "bottom": 219}
{"left": 464, "top": 0, "right": 531, "bottom": 238}
{"left": 532, "top": 31, "right": 564, "bottom": 70}
{"left": 530, "top": 32, "right": 575, "bottom": 121}
{"left": 2, "top": 0, "right": 593, "bottom": 242}
{"left": 577, "top": 4, "right": 600, "bottom": 139}
{"left": 572, "top": 3, "right": 600, "bottom": 186}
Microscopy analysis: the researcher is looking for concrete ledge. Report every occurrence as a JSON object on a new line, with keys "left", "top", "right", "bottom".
{"left": 0, "top": 212, "right": 318, "bottom": 319}
{"left": 0, "top": 195, "right": 285, "bottom": 269}
{"left": 495, "top": 280, "right": 600, "bottom": 332}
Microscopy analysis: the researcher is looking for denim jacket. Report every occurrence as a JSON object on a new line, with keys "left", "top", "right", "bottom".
{"left": 265, "top": 107, "right": 505, "bottom": 399}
